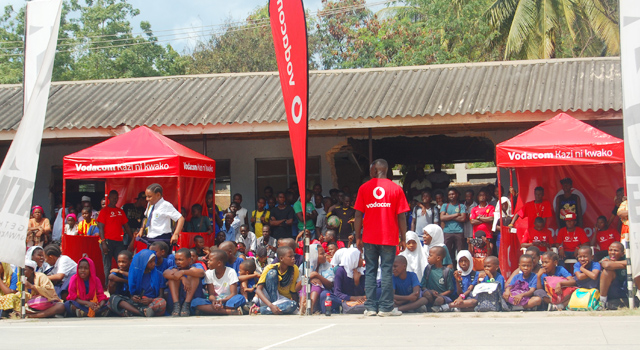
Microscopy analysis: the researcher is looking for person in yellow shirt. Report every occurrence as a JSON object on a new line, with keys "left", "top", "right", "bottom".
{"left": 77, "top": 207, "right": 99, "bottom": 236}
{"left": 250, "top": 197, "right": 271, "bottom": 238}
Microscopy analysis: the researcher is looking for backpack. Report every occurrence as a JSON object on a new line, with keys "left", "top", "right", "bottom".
{"left": 567, "top": 288, "right": 600, "bottom": 311}
{"left": 422, "top": 265, "right": 456, "bottom": 296}
{"left": 472, "top": 282, "right": 504, "bottom": 312}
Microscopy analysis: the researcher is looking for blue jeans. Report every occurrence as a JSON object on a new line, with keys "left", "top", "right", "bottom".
{"left": 364, "top": 243, "right": 396, "bottom": 313}
{"left": 259, "top": 269, "right": 298, "bottom": 315}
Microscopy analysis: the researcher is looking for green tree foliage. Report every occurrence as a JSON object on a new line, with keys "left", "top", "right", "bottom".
{"left": 315, "top": 0, "right": 502, "bottom": 69}
{"left": 488, "top": 0, "right": 619, "bottom": 59}
{"left": 0, "top": 0, "right": 186, "bottom": 84}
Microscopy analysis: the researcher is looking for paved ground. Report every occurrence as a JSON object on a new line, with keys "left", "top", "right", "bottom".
{"left": 2, "top": 311, "right": 640, "bottom": 349}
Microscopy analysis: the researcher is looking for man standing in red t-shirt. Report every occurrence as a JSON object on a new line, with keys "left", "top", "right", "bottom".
{"left": 469, "top": 189, "right": 496, "bottom": 252}
{"left": 97, "top": 190, "right": 132, "bottom": 286}
{"left": 355, "top": 159, "right": 409, "bottom": 317}
{"left": 509, "top": 186, "right": 553, "bottom": 231}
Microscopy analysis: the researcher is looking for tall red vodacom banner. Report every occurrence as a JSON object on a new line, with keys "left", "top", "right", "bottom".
{"left": 269, "top": 0, "right": 310, "bottom": 314}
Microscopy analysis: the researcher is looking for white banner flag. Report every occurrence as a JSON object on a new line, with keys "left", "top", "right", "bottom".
{"left": 620, "top": 0, "right": 640, "bottom": 278}
{"left": 0, "top": 0, "right": 62, "bottom": 267}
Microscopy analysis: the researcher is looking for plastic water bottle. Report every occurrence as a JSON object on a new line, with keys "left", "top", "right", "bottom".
{"left": 325, "top": 299, "right": 332, "bottom": 316}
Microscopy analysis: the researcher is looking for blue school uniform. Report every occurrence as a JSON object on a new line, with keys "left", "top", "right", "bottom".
{"left": 226, "top": 257, "right": 244, "bottom": 275}
{"left": 460, "top": 271, "right": 477, "bottom": 293}
{"left": 573, "top": 261, "right": 601, "bottom": 289}
{"left": 509, "top": 273, "right": 537, "bottom": 289}
{"left": 393, "top": 271, "right": 420, "bottom": 296}
{"left": 540, "top": 266, "right": 572, "bottom": 280}
{"left": 110, "top": 271, "right": 130, "bottom": 296}
{"left": 129, "top": 250, "right": 165, "bottom": 299}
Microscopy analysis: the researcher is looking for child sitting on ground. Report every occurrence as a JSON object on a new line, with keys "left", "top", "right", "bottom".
{"left": 304, "top": 244, "right": 335, "bottom": 315}
{"left": 422, "top": 246, "right": 455, "bottom": 312}
{"left": 77, "top": 207, "right": 99, "bottom": 236}
{"left": 163, "top": 248, "right": 206, "bottom": 317}
{"left": 392, "top": 256, "right": 427, "bottom": 313}
{"left": 109, "top": 249, "right": 166, "bottom": 317}
{"left": 535, "top": 251, "right": 576, "bottom": 311}
{"left": 573, "top": 246, "right": 601, "bottom": 290}
{"left": 468, "top": 230, "right": 489, "bottom": 271}
{"left": 108, "top": 250, "right": 133, "bottom": 297}
{"left": 331, "top": 247, "right": 366, "bottom": 314}
{"left": 43, "top": 244, "right": 77, "bottom": 300}
{"left": 239, "top": 259, "right": 260, "bottom": 302}
{"left": 219, "top": 241, "right": 244, "bottom": 274}
{"left": 64, "top": 257, "right": 109, "bottom": 317}
{"left": 433, "top": 251, "right": 486, "bottom": 312}
{"left": 193, "top": 235, "right": 210, "bottom": 260}
{"left": 254, "top": 246, "right": 300, "bottom": 315}
{"left": 22, "top": 260, "right": 65, "bottom": 318}
{"left": 253, "top": 247, "right": 273, "bottom": 275}
{"left": 503, "top": 255, "right": 542, "bottom": 310}
{"left": 191, "top": 249, "right": 244, "bottom": 315}
{"left": 325, "top": 242, "right": 338, "bottom": 263}
{"left": 591, "top": 216, "right": 621, "bottom": 261}
{"left": 599, "top": 241, "right": 628, "bottom": 309}
{"left": 149, "top": 241, "right": 174, "bottom": 275}
{"left": 399, "top": 231, "right": 428, "bottom": 281}
{"left": 507, "top": 246, "right": 542, "bottom": 285}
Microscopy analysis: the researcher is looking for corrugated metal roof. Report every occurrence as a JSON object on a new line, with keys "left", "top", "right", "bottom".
{"left": 0, "top": 57, "right": 621, "bottom": 131}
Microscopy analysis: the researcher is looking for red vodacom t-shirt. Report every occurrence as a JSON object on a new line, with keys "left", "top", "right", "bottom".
{"left": 470, "top": 204, "right": 495, "bottom": 237}
{"left": 97, "top": 207, "right": 129, "bottom": 241}
{"left": 516, "top": 200, "right": 553, "bottom": 229}
{"left": 595, "top": 228, "right": 621, "bottom": 252}
{"left": 354, "top": 178, "right": 410, "bottom": 246}
{"left": 556, "top": 227, "right": 589, "bottom": 252}
{"left": 522, "top": 228, "right": 553, "bottom": 252}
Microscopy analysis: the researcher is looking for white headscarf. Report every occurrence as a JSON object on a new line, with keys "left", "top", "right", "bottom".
{"left": 339, "top": 247, "right": 362, "bottom": 279}
{"left": 492, "top": 197, "right": 512, "bottom": 231}
{"left": 25, "top": 246, "right": 49, "bottom": 273}
{"left": 456, "top": 250, "right": 474, "bottom": 276}
{"left": 24, "top": 259, "right": 37, "bottom": 270}
{"left": 400, "top": 231, "right": 427, "bottom": 281}
{"left": 423, "top": 224, "right": 445, "bottom": 249}
{"left": 331, "top": 248, "right": 348, "bottom": 268}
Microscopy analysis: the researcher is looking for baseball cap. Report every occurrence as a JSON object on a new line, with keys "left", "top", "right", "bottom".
{"left": 563, "top": 212, "right": 576, "bottom": 221}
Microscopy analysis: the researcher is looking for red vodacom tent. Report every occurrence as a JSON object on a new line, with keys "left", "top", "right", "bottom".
{"left": 62, "top": 126, "right": 215, "bottom": 282}
{"left": 495, "top": 113, "right": 625, "bottom": 275}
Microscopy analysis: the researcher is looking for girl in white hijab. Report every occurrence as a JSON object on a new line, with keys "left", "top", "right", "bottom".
{"left": 422, "top": 224, "right": 453, "bottom": 267}
{"left": 492, "top": 196, "right": 512, "bottom": 232}
{"left": 400, "top": 231, "right": 428, "bottom": 281}
{"left": 339, "top": 247, "right": 363, "bottom": 279}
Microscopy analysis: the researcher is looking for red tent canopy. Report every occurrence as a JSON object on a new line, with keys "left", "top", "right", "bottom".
{"left": 62, "top": 126, "right": 216, "bottom": 283}
{"left": 64, "top": 126, "right": 215, "bottom": 179}
{"left": 495, "top": 113, "right": 625, "bottom": 276}
{"left": 496, "top": 113, "right": 624, "bottom": 167}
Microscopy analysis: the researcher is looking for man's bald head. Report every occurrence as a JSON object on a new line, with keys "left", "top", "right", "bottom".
{"left": 370, "top": 159, "right": 389, "bottom": 179}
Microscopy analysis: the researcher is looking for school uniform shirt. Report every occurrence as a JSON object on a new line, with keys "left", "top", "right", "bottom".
{"left": 509, "top": 272, "right": 537, "bottom": 289}
{"left": 354, "top": 178, "right": 410, "bottom": 246}
{"left": 521, "top": 228, "right": 554, "bottom": 252}
{"left": 393, "top": 271, "right": 420, "bottom": 296}
{"left": 110, "top": 271, "right": 130, "bottom": 296}
{"left": 573, "top": 261, "right": 601, "bottom": 289}
{"left": 204, "top": 267, "right": 239, "bottom": 300}
{"left": 236, "top": 231, "right": 257, "bottom": 252}
{"left": 595, "top": 228, "right": 621, "bottom": 252}
{"left": 470, "top": 204, "right": 495, "bottom": 238}
{"left": 47, "top": 255, "right": 77, "bottom": 287}
{"left": 235, "top": 207, "right": 248, "bottom": 226}
{"left": 516, "top": 200, "right": 553, "bottom": 230}
{"left": 441, "top": 203, "right": 467, "bottom": 234}
{"left": 175, "top": 264, "right": 205, "bottom": 300}
{"left": 472, "top": 272, "right": 505, "bottom": 291}
{"left": 145, "top": 198, "right": 182, "bottom": 239}
{"left": 556, "top": 227, "right": 589, "bottom": 252}
{"left": 293, "top": 200, "right": 316, "bottom": 231}
{"left": 460, "top": 271, "right": 478, "bottom": 293}
{"left": 97, "top": 207, "right": 129, "bottom": 241}
{"left": 333, "top": 266, "right": 366, "bottom": 301}
{"left": 257, "top": 263, "right": 300, "bottom": 300}
{"left": 226, "top": 257, "right": 244, "bottom": 275}
{"left": 420, "top": 267, "right": 454, "bottom": 293}
{"left": 540, "top": 266, "right": 572, "bottom": 281}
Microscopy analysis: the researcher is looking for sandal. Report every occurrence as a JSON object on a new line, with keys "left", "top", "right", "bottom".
{"left": 143, "top": 307, "right": 155, "bottom": 317}
{"left": 171, "top": 302, "right": 181, "bottom": 317}
{"left": 180, "top": 302, "right": 191, "bottom": 317}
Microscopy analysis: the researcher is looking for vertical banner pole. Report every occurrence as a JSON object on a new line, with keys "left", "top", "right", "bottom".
{"left": 269, "top": 0, "right": 310, "bottom": 315}
{"left": 19, "top": 268, "right": 25, "bottom": 319}
{"left": 619, "top": 0, "right": 640, "bottom": 308}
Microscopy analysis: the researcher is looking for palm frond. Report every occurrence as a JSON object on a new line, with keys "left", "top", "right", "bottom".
{"left": 505, "top": 0, "right": 539, "bottom": 59}
{"left": 581, "top": 0, "right": 619, "bottom": 55}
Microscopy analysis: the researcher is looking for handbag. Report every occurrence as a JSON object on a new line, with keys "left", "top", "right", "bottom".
{"left": 27, "top": 296, "right": 54, "bottom": 311}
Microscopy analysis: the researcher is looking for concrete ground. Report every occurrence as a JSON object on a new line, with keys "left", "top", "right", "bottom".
{"left": 1, "top": 311, "right": 640, "bottom": 349}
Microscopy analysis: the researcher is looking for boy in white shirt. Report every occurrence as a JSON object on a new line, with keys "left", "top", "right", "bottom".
{"left": 192, "top": 249, "right": 245, "bottom": 315}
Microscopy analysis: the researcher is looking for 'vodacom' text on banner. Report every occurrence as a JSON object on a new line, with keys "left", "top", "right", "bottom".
{"left": 269, "top": 0, "right": 309, "bottom": 207}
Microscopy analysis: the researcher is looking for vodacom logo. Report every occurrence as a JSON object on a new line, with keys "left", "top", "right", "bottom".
{"left": 291, "top": 95, "right": 302, "bottom": 124}
{"left": 373, "top": 187, "right": 385, "bottom": 200}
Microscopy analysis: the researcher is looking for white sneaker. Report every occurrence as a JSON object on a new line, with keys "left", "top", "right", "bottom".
{"left": 378, "top": 308, "right": 402, "bottom": 317}
{"left": 364, "top": 310, "right": 377, "bottom": 317}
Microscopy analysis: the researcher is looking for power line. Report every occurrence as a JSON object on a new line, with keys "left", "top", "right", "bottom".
{"left": 0, "top": 0, "right": 394, "bottom": 51}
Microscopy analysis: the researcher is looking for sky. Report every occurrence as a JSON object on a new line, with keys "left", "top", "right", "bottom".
{"left": 3, "top": 0, "right": 384, "bottom": 53}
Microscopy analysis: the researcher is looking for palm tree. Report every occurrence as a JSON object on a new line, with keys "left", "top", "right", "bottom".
{"left": 488, "top": 0, "right": 619, "bottom": 59}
